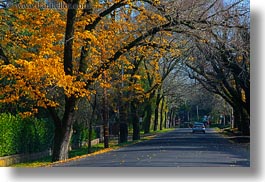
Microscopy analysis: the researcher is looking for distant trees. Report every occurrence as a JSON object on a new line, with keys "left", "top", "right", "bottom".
{"left": 183, "top": 1, "right": 250, "bottom": 135}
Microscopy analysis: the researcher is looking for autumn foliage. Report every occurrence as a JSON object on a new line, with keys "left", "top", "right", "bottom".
{"left": 0, "top": 0, "right": 249, "bottom": 161}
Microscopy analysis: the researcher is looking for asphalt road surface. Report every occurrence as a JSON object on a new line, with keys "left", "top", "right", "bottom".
{"left": 53, "top": 128, "right": 250, "bottom": 167}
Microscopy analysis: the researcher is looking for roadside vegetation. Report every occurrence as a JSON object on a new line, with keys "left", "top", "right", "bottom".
{"left": 11, "top": 128, "right": 174, "bottom": 167}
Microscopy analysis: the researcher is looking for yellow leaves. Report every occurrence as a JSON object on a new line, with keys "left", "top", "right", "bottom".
{"left": 19, "top": 112, "right": 34, "bottom": 118}
{"left": 199, "top": 39, "right": 208, "bottom": 44}
{"left": 236, "top": 55, "right": 243, "bottom": 62}
{"left": 241, "top": 89, "right": 246, "bottom": 103}
{"left": 0, "top": 60, "right": 4, "bottom": 66}
{"left": 16, "top": 14, "right": 25, "bottom": 21}
{"left": 100, "top": 82, "right": 112, "bottom": 89}
{"left": 188, "top": 56, "right": 195, "bottom": 62}
{"left": 1, "top": 63, "right": 15, "bottom": 72}
{"left": 0, "top": 95, "right": 19, "bottom": 103}
{"left": 0, "top": 0, "right": 179, "bottom": 115}
{"left": 132, "top": 74, "right": 141, "bottom": 80}
{"left": 76, "top": 30, "right": 98, "bottom": 44}
{"left": 170, "top": 49, "right": 182, "bottom": 57}
{"left": 76, "top": 14, "right": 97, "bottom": 27}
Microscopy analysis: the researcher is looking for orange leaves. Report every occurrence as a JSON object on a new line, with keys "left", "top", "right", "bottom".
{"left": 0, "top": 0, "right": 178, "bottom": 115}
{"left": 236, "top": 55, "right": 243, "bottom": 63}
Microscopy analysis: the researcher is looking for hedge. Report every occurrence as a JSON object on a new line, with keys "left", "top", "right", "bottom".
{"left": 0, "top": 113, "right": 54, "bottom": 157}
{"left": 71, "top": 123, "right": 97, "bottom": 149}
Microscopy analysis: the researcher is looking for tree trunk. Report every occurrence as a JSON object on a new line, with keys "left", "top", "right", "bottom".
{"left": 119, "top": 104, "right": 128, "bottom": 143}
{"left": 131, "top": 101, "right": 140, "bottom": 140}
{"left": 233, "top": 106, "right": 241, "bottom": 129}
{"left": 52, "top": 124, "right": 73, "bottom": 161}
{"left": 87, "top": 119, "right": 93, "bottom": 153}
{"left": 144, "top": 102, "right": 152, "bottom": 134}
{"left": 233, "top": 105, "right": 250, "bottom": 136}
{"left": 164, "top": 111, "right": 167, "bottom": 129}
{"left": 159, "top": 96, "right": 165, "bottom": 130}
{"left": 168, "top": 109, "right": 173, "bottom": 128}
{"left": 102, "top": 74, "right": 109, "bottom": 148}
{"left": 153, "top": 91, "right": 161, "bottom": 131}
{"left": 153, "top": 105, "right": 159, "bottom": 131}
{"left": 51, "top": 0, "right": 79, "bottom": 162}
{"left": 52, "top": 96, "right": 76, "bottom": 162}
{"left": 119, "top": 123, "right": 128, "bottom": 143}
{"left": 240, "top": 108, "right": 250, "bottom": 136}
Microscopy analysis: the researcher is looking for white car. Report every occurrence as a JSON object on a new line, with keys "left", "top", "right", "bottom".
{"left": 192, "top": 122, "right": 206, "bottom": 133}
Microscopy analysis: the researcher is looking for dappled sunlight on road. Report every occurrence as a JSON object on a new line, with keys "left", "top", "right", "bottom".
{"left": 52, "top": 128, "right": 250, "bottom": 167}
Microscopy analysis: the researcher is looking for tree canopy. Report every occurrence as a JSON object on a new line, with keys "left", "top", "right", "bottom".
{"left": 0, "top": 0, "right": 250, "bottom": 161}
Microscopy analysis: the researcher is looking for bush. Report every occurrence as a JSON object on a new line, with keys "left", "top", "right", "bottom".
{"left": 71, "top": 124, "right": 97, "bottom": 149}
{"left": 0, "top": 113, "right": 54, "bottom": 157}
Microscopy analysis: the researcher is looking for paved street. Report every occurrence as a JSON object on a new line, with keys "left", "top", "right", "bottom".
{"left": 53, "top": 128, "right": 250, "bottom": 167}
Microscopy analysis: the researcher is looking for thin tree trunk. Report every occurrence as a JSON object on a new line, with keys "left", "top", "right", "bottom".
{"left": 131, "top": 101, "right": 140, "bottom": 140}
{"left": 168, "top": 109, "right": 173, "bottom": 128}
{"left": 164, "top": 111, "right": 167, "bottom": 129}
{"left": 102, "top": 72, "right": 109, "bottom": 148}
{"left": 153, "top": 90, "right": 161, "bottom": 131}
{"left": 119, "top": 103, "right": 128, "bottom": 143}
{"left": 87, "top": 119, "right": 93, "bottom": 153}
{"left": 88, "top": 95, "right": 97, "bottom": 153}
{"left": 159, "top": 96, "right": 165, "bottom": 130}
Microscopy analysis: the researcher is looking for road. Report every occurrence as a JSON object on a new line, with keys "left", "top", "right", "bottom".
{"left": 52, "top": 128, "right": 250, "bottom": 167}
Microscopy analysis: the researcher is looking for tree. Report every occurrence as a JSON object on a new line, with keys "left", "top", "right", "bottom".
{"left": 0, "top": 0, "right": 249, "bottom": 162}
{"left": 183, "top": 1, "right": 250, "bottom": 134}
{"left": 0, "top": 0, "right": 175, "bottom": 161}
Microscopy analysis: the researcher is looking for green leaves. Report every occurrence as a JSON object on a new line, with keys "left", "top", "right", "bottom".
{"left": 0, "top": 113, "right": 54, "bottom": 157}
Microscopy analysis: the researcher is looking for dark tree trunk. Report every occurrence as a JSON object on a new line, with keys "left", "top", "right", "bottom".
{"left": 131, "top": 101, "right": 140, "bottom": 140}
{"left": 102, "top": 74, "right": 109, "bottom": 148}
{"left": 153, "top": 105, "right": 159, "bottom": 131}
{"left": 153, "top": 90, "right": 161, "bottom": 131}
{"left": 119, "top": 123, "right": 128, "bottom": 143}
{"left": 119, "top": 104, "right": 128, "bottom": 143}
{"left": 51, "top": 1, "right": 79, "bottom": 162}
{"left": 52, "top": 96, "right": 76, "bottom": 162}
{"left": 233, "top": 105, "right": 250, "bottom": 136}
{"left": 168, "top": 109, "right": 173, "bottom": 128}
{"left": 52, "top": 124, "right": 73, "bottom": 161}
{"left": 143, "top": 91, "right": 156, "bottom": 134}
{"left": 87, "top": 119, "right": 93, "bottom": 153}
{"left": 233, "top": 106, "right": 241, "bottom": 129}
{"left": 52, "top": 0, "right": 79, "bottom": 161}
{"left": 240, "top": 108, "right": 250, "bottom": 136}
{"left": 164, "top": 111, "right": 167, "bottom": 129}
{"left": 144, "top": 103, "right": 152, "bottom": 134}
{"left": 88, "top": 95, "right": 97, "bottom": 154}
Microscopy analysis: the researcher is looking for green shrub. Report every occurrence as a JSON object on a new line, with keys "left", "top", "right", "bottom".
{"left": 71, "top": 124, "right": 97, "bottom": 149}
{"left": 0, "top": 113, "right": 54, "bottom": 157}
{"left": 0, "top": 113, "right": 21, "bottom": 156}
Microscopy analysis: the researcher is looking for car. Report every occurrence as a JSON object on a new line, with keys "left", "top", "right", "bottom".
{"left": 192, "top": 122, "right": 206, "bottom": 133}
